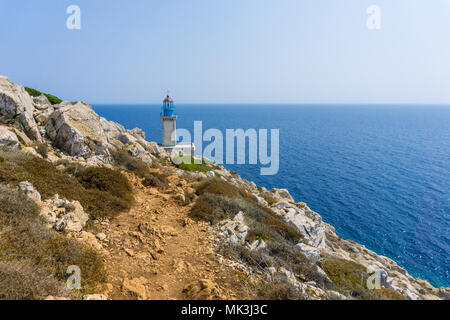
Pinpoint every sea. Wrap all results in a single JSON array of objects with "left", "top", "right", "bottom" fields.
[{"left": 92, "top": 104, "right": 450, "bottom": 288}]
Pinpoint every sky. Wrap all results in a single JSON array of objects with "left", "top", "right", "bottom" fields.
[{"left": 1, "top": 0, "right": 449, "bottom": 104}]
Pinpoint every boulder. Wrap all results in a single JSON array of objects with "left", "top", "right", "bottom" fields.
[
  {"left": 271, "top": 188, "right": 294, "bottom": 202},
  {"left": 183, "top": 279, "right": 224, "bottom": 300},
  {"left": 0, "top": 126, "right": 19, "bottom": 148},
  {"left": 34, "top": 106, "right": 54, "bottom": 124},
  {"left": 17, "top": 181, "right": 41, "bottom": 202},
  {"left": 122, "top": 277, "right": 148, "bottom": 300},
  {"left": 295, "top": 243, "right": 320, "bottom": 262},
  {"left": 271, "top": 202, "right": 326, "bottom": 248},
  {"left": 45, "top": 102, "right": 124, "bottom": 157},
  {"left": 40, "top": 195, "right": 88, "bottom": 232},
  {"left": 18, "top": 111, "right": 42, "bottom": 141},
  {"left": 0, "top": 76, "right": 35, "bottom": 118},
  {"left": 32, "top": 94, "right": 50, "bottom": 110}
]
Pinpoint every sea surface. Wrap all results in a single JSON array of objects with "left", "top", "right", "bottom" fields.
[{"left": 93, "top": 104, "right": 450, "bottom": 287}]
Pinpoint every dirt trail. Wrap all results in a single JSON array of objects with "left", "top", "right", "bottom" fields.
[{"left": 97, "top": 172, "right": 254, "bottom": 300}]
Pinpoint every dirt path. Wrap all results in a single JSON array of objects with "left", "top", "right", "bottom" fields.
[{"left": 97, "top": 172, "right": 254, "bottom": 300}]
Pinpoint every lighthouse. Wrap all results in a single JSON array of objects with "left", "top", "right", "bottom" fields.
[
  {"left": 159, "top": 94, "right": 194, "bottom": 156},
  {"left": 160, "top": 94, "right": 177, "bottom": 146}
]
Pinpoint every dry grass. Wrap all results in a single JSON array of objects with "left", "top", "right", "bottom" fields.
[
  {"left": 111, "top": 148, "right": 149, "bottom": 177},
  {"left": 0, "top": 148, "right": 134, "bottom": 220},
  {"left": 0, "top": 184, "right": 107, "bottom": 297},
  {"left": 319, "top": 255, "right": 406, "bottom": 300}
]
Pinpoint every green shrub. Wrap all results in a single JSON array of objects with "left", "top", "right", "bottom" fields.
[
  {"left": 35, "top": 142, "right": 48, "bottom": 158},
  {"left": 0, "top": 261, "right": 66, "bottom": 300},
  {"left": 195, "top": 179, "right": 249, "bottom": 199},
  {"left": 0, "top": 185, "right": 107, "bottom": 296},
  {"left": 142, "top": 172, "right": 170, "bottom": 189},
  {"left": 189, "top": 193, "right": 242, "bottom": 224},
  {"left": 318, "top": 255, "right": 405, "bottom": 300},
  {"left": 0, "top": 148, "right": 133, "bottom": 219},
  {"left": 174, "top": 156, "right": 211, "bottom": 173},
  {"left": 68, "top": 166, "right": 133, "bottom": 201},
  {"left": 258, "top": 278, "right": 307, "bottom": 300},
  {"left": 24, "top": 87, "right": 62, "bottom": 105},
  {"left": 42, "top": 236, "right": 107, "bottom": 293},
  {"left": 0, "top": 185, "right": 41, "bottom": 227},
  {"left": 111, "top": 149, "right": 149, "bottom": 177}
]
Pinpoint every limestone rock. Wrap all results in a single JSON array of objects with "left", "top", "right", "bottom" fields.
[
  {"left": 295, "top": 243, "right": 320, "bottom": 262},
  {"left": 0, "top": 76, "right": 35, "bottom": 118},
  {"left": 183, "top": 279, "right": 224, "bottom": 300},
  {"left": 39, "top": 195, "right": 88, "bottom": 232},
  {"left": 45, "top": 102, "right": 124, "bottom": 157},
  {"left": 18, "top": 111, "right": 42, "bottom": 141},
  {"left": 17, "top": 181, "right": 41, "bottom": 202},
  {"left": 32, "top": 94, "right": 50, "bottom": 109},
  {"left": 271, "top": 202, "right": 326, "bottom": 248},
  {"left": 0, "top": 125, "right": 19, "bottom": 148},
  {"left": 96, "top": 233, "right": 107, "bottom": 241},
  {"left": 271, "top": 188, "right": 294, "bottom": 202},
  {"left": 122, "top": 277, "right": 148, "bottom": 300},
  {"left": 77, "top": 231, "right": 103, "bottom": 251}
]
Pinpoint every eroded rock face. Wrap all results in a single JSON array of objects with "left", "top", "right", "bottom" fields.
[
  {"left": 40, "top": 195, "right": 89, "bottom": 232},
  {"left": 18, "top": 111, "right": 42, "bottom": 141},
  {"left": 45, "top": 102, "right": 123, "bottom": 157},
  {"left": 32, "top": 94, "right": 50, "bottom": 110},
  {"left": 17, "top": 181, "right": 41, "bottom": 202},
  {"left": 272, "top": 201, "right": 326, "bottom": 248},
  {"left": 0, "top": 76, "right": 35, "bottom": 118},
  {"left": 0, "top": 125, "right": 19, "bottom": 148}
]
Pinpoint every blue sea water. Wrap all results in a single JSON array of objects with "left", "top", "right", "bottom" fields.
[{"left": 93, "top": 104, "right": 450, "bottom": 288}]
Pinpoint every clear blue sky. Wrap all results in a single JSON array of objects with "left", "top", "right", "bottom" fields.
[{"left": 1, "top": 0, "right": 449, "bottom": 104}]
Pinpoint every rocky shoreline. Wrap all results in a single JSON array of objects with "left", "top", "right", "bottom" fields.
[{"left": 0, "top": 75, "right": 448, "bottom": 300}]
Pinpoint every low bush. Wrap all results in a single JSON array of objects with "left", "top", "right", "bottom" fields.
[
  {"left": 258, "top": 277, "right": 307, "bottom": 300},
  {"left": 0, "top": 147, "right": 133, "bottom": 219},
  {"left": 142, "top": 172, "right": 170, "bottom": 189},
  {"left": 111, "top": 149, "right": 149, "bottom": 177},
  {"left": 195, "top": 179, "right": 249, "bottom": 199},
  {"left": 0, "top": 261, "right": 66, "bottom": 300},
  {"left": 35, "top": 142, "right": 48, "bottom": 158},
  {"left": 0, "top": 185, "right": 107, "bottom": 296},
  {"left": 318, "top": 255, "right": 405, "bottom": 300},
  {"left": 174, "top": 156, "right": 211, "bottom": 173},
  {"left": 24, "top": 87, "right": 62, "bottom": 105},
  {"left": 189, "top": 193, "right": 242, "bottom": 224}
]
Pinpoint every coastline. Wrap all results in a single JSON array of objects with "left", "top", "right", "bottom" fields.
[{"left": 0, "top": 75, "right": 448, "bottom": 300}]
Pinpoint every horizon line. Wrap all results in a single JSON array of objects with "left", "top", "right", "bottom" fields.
[{"left": 90, "top": 102, "right": 450, "bottom": 106}]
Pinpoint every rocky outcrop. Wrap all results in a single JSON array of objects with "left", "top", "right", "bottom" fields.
[
  {"left": 18, "top": 111, "right": 42, "bottom": 141},
  {"left": 17, "top": 181, "right": 41, "bottom": 202},
  {"left": 0, "top": 76, "right": 35, "bottom": 119},
  {"left": 0, "top": 125, "right": 19, "bottom": 148},
  {"left": 41, "top": 195, "right": 89, "bottom": 232}
]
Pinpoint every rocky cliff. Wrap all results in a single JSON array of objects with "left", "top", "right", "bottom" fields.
[{"left": 0, "top": 75, "right": 448, "bottom": 300}]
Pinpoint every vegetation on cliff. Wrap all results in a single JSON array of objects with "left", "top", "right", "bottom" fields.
[
  {"left": 24, "top": 87, "right": 62, "bottom": 105},
  {"left": 0, "top": 184, "right": 106, "bottom": 298}
]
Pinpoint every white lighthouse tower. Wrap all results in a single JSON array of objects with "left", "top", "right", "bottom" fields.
[
  {"left": 159, "top": 94, "right": 194, "bottom": 156},
  {"left": 160, "top": 94, "right": 177, "bottom": 147}
]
